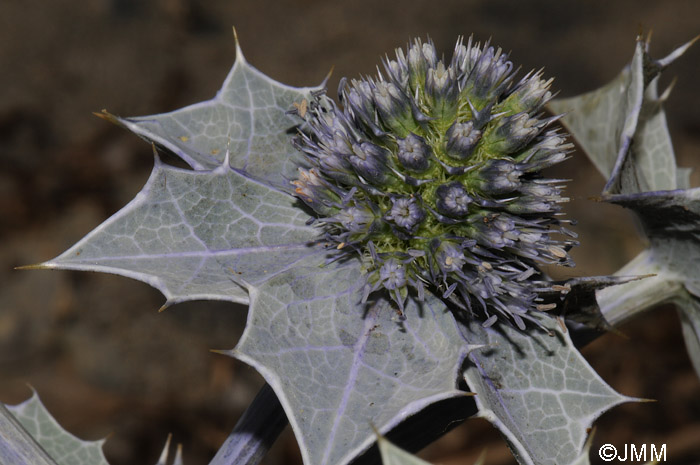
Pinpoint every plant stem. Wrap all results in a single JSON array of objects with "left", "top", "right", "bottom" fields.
[{"left": 208, "top": 383, "right": 288, "bottom": 465}]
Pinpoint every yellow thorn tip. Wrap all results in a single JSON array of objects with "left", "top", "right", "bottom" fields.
[{"left": 14, "top": 263, "right": 51, "bottom": 271}]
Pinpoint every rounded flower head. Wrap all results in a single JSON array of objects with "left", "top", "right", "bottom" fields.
[{"left": 292, "top": 37, "right": 576, "bottom": 329}]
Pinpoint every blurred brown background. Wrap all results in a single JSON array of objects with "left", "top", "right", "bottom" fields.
[{"left": 1, "top": 1, "right": 700, "bottom": 464}]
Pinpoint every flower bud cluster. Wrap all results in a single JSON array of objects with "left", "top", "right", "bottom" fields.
[{"left": 292, "top": 37, "right": 576, "bottom": 329}]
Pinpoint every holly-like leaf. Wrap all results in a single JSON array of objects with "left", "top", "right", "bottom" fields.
[
  {"left": 602, "top": 189, "right": 700, "bottom": 374},
  {"left": 462, "top": 317, "right": 632, "bottom": 465},
  {"left": 548, "top": 37, "right": 696, "bottom": 195},
  {"left": 547, "top": 40, "right": 645, "bottom": 194},
  {"left": 551, "top": 36, "right": 700, "bottom": 380},
  {"left": 232, "top": 258, "right": 471, "bottom": 465},
  {"left": 568, "top": 431, "right": 595, "bottom": 465},
  {"left": 376, "top": 433, "right": 433, "bottom": 465},
  {"left": 38, "top": 35, "right": 326, "bottom": 309},
  {"left": 1, "top": 402, "right": 57, "bottom": 465},
  {"left": 39, "top": 155, "right": 322, "bottom": 307},
  {"left": 375, "top": 432, "right": 487, "bottom": 465},
  {"left": 102, "top": 33, "right": 324, "bottom": 188},
  {"left": 677, "top": 289, "right": 700, "bottom": 378},
  {"left": 3, "top": 392, "right": 109, "bottom": 465}
]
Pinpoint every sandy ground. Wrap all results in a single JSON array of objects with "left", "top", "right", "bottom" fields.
[{"left": 2, "top": 1, "right": 700, "bottom": 464}]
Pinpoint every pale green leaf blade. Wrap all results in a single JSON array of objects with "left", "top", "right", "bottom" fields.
[
  {"left": 676, "top": 290, "right": 700, "bottom": 380},
  {"left": 41, "top": 157, "right": 322, "bottom": 307},
  {"left": 605, "top": 188, "right": 700, "bottom": 378},
  {"left": 568, "top": 431, "right": 594, "bottom": 465},
  {"left": 233, "top": 258, "right": 470, "bottom": 465},
  {"left": 5, "top": 393, "right": 108, "bottom": 465},
  {"left": 605, "top": 188, "right": 700, "bottom": 274},
  {"left": 604, "top": 37, "right": 697, "bottom": 193},
  {"left": 0, "top": 402, "right": 58, "bottom": 465},
  {"left": 376, "top": 434, "right": 432, "bottom": 465},
  {"left": 376, "top": 433, "right": 486, "bottom": 465},
  {"left": 550, "top": 38, "right": 696, "bottom": 195},
  {"left": 588, "top": 37, "right": 700, "bottom": 381},
  {"left": 628, "top": 77, "right": 678, "bottom": 192},
  {"left": 463, "top": 317, "right": 631, "bottom": 465},
  {"left": 106, "top": 39, "right": 323, "bottom": 188},
  {"left": 677, "top": 167, "right": 693, "bottom": 190},
  {"left": 548, "top": 41, "right": 645, "bottom": 192}
]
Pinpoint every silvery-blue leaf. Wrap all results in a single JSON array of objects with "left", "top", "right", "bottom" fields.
[
  {"left": 102, "top": 33, "right": 324, "bottom": 188},
  {"left": 4, "top": 392, "right": 109, "bottom": 465},
  {"left": 547, "top": 40, "right": 645, "bottom": 193},
  {"left": 232, "top": 258, "right": 471, "bottom": 465},
  {"left": 462, "top": 317, "right": 633, "bottom": 465},
  {"left": 39, "top": 155, "right": 322, "bottom": 307},
  {"left": 552, "top": 36, "right": 700, "bottom": 380},
  {"left": 601, "top": 188, "right": 700, "bottom": 376},
  {"left": 0, "top": 402, "right": 57, "bottom": 465},
  {"left": 568, "top": 432, "right": 595, "bottom": 465},
  {"left": 548, "top": 37, "right": 696, "bottom": 195},
  {"left": 376, "top": 433, "right": 433, "bottom": 465},
  {"left": 676, "top": 289, "right": 700, "bottom": 380}
]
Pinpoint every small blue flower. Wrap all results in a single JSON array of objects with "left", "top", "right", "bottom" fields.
[
  {"left": 380, "top": 259, "right": 407, "bottom": 290},
  {"left": 396, "top": 133, "right": 432, "bottom": 172},
  {"left": 387, "top": 196, "right": 425, "bottom": 232},
  {"left": 476, "top": 159, "right": 522, "bottom": 195},
  {"left": 445, "top": 121, "right": 481, "bottom": 160},
  {"left": 348, "top": 142, "right": 390, "bottom": 185},
  {"left": 336, "top": 206, "right": 376, "bottom": 233},
  {"left": 435, "top": 182, "right": 472, "bottom": 217}
]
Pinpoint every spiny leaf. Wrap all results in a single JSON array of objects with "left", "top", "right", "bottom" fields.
[
  {"left": 568, "top": 430, "right": 595, "bottom": 465},
  {"left": 375, "top": 433, "right": 433, "bottom": 465},
  {"left": 548, "top": 39, "right": 645, "bottom": 193},
  {"left": 4, "top": 392, "right": 109, "bottom": 465},
  {"left": 232, "top": 258, "right": 471, "bottom": 465},
  {"left": 462, "top": 316, "right": 632, "bottom": 465},
  {"left": 548, "top": 36, "right": 696, "bottom": 195},
  {"left": 0, "top": 402, "right": 57, "bottom": 465},
  {"left": 551, "top": 35, "right": 700, "bottom": 380},
  {"left": 603, "top": 189, "right": 700, "bottom": 373},
  {"left": 676, "top": 289, "right": 700, "bottom": 381},
  {"left": 376, "top": 432, "right": 486, "bottom": 465},
  {"left": 40, "top": 155, "right": 322, "bottom": 307},
  {"left": 100, "top": 33, "right": 324, "bottom": 189}
]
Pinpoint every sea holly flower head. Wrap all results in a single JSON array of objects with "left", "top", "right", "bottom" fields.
[{"left": 293, "top": 36, "right": 576, "bottom": 329}]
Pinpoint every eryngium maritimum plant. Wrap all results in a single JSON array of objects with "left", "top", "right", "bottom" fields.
[{"left": 293, "top": 37, "right": 577, "bottom": 329}]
